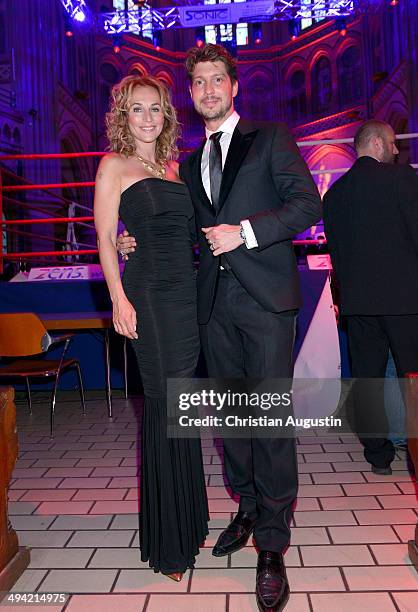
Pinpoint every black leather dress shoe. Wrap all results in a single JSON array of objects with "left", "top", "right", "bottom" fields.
[
  {"left": 256, "top": 551, "right": 290, "bottom": 612},
  {"left": 372, "top": 465, "right": 392, "bottom": 475},
  {"left": 212, "top": 511, "right": 257, "bottom": 557}
]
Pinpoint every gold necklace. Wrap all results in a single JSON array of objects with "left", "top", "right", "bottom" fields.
[{"left": 135, "top": 154, "right": 166, "bottom": 180}]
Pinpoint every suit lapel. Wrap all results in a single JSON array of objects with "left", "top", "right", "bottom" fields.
[{"left": 217, "top": 123, "right": 258, "bottom": 213}]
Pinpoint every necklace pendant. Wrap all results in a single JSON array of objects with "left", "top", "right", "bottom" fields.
[{"left": 136, "top": 154, "right": 165, "bottom": 179}]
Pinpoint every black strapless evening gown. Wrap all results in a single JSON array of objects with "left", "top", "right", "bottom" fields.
[{"left": 119, "top": 178, "right": 209, "bottom": 574}]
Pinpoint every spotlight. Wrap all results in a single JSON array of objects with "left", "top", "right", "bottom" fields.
[
  {"left": 195, "top": 27, "right": 205, "bottom": 48},
  {"left": 288, "top": 19, "right": 300, "bottom": 41},
  {"left": 112, "top": 34, "right": 123, "bottom": 53},
  {"left": 64, "top": 15, "right": 73, "bottom": 37},
  {"left": 390, "top": 0, "right": 398, "bottom": 5},
  {"left": 252, "top": 23, "right": 262, "bottom": 45},
  {"left": 336, "top": 17, "right": 347, "bottom": 37},
  {"left": 73, "top": 8, "right": 86, "bottom": 22},
  {"left": 153, "top": 31, "right": 163, "bottom": 50}
]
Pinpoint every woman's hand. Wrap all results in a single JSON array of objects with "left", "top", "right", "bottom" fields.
[{"left": 112, "top": 296, "right": 138, "bottom": 339}]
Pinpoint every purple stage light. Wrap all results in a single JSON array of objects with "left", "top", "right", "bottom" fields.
[
  {"left": 74, "top": 9, "right": 86, "bottom": 23},
  {"left": 60, "top": 1, "right": 88, "bottom": 23}
]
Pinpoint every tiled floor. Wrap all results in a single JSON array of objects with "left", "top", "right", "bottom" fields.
[{"left": 3, "top": 392, "right": 418, "bottom": 611}]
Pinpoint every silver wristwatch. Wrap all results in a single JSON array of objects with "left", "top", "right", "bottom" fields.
[{"left": 239, "top": 223, "right": 247, "bottom": 246}]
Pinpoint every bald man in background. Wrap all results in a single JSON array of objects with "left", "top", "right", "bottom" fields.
[{"left": 323, "top": 119, "right": 418, "bottom": 474}]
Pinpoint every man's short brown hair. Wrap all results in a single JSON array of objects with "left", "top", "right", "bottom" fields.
[
  {"left": 354, "top": 120, "right": 392, "bottom": 152},
  {"left": 185, "top": 43, "right": 238, "bottom": 83}
]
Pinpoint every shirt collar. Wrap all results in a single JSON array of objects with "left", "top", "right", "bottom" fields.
[{"left": 205, "top": 110, "right": 240, "bottom": 140}]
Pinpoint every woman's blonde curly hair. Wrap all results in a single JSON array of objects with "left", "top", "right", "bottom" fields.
[{"left": 106, "top": 75, "right": 179, "bottom": 163}]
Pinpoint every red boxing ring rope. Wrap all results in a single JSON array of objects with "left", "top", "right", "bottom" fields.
[
  {"left": 2, "top": 217, "right": 94, "bottom": 225},
  {"left": 3, "top": 181, "right": 95, "bottom": 192}
]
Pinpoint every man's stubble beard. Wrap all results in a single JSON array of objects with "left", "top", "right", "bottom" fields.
[
  {"left": 380, "top": 137, "right": 396, "bottom": 164},
  {"left": 197, "top": 98, "right": 233, "bottom": 123},
  {"left": 381, "top": 148, "right": 396, "bottom": 164}
]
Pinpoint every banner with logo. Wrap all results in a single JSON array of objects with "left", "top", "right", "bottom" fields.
[{"left": 178, "top": 1, "right": 275, "bottom": 28}]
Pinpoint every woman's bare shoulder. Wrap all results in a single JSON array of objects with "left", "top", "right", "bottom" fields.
[{"left": 97, "top": 152, "right": 129, "bottom": 180}]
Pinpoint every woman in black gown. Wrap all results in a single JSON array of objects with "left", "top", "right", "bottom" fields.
[{"left": 94, "top": 75, "right": 208, "bottom": 580}]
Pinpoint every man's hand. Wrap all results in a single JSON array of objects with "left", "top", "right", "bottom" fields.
[
  {"left": 202, "top": 224, "right": 244, "bottom": 256},
  {"left": 116, "top": 230, "right": 137, "bottom": 261}
]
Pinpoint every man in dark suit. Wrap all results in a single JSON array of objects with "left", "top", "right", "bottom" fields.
[
  {"left": 323, "top": 119, "right": 418, "bottom": 475},
  {"left": 118, "top": 44, "right": 321, "bottom": 611}
]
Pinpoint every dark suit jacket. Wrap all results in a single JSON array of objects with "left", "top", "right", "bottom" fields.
[
  {"left": 180, "top": 119, "right": 322, "bottom": 324},
  {"left": 323, "top": 156, "right": 418, "bottom": 316}
]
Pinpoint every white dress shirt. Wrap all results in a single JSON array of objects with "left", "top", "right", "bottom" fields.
[{"left": 201, "top": 111, "right": 258, "bottom": 249}]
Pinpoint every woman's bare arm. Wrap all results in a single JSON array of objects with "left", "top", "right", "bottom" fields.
[{"left": 94, "top": 155, "right": 138, "bottom": 339}]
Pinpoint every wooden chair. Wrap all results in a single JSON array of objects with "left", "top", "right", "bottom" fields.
[{"left": 0, "top": 313, "right": 86, "bottom": 438}]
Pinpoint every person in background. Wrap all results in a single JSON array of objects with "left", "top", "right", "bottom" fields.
[{"left": 323, "top": 119, "right": 418, "bottom": 475}]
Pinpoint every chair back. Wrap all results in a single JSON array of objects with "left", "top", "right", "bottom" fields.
[{"left": 0, "top": 313, "right": 50, "bottom": 357}]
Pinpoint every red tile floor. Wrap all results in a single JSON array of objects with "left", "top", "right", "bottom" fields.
[{"left": 3, "top": 392, "right": 418, "bottom": 611}]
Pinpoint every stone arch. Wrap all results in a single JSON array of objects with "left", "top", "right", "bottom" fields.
[
  {"left": 60, "top": 129, "right": 95, "bottom": 259},
  {"left": 244, "top": 69, "right": 275, "bottom": 121},
  {"left": 60, "top": 128, "right": 92, "bottom": 210},
  {"left": 305, "top": 143, "right": 356, "bottom": 196},
  {"left": 283, "top": 59, "right": 306, "bottom": 85},
  {"left": 337, "top": 45, "right": 363, "bottom": 108},
  {"left": 126, "top": 59, "right": 150, "bottom": 76},
  {"left": 311, "top": 55, "right": 333, "bottom": 116},
  {"left": 307, "top": 45, "right": 334, "bottom": 74},
  {"left": 153, "top": 69, "right": 175, "bottom": 90},
  {"left": 285, "top": 67, "right": 307, "bottom": 124}
]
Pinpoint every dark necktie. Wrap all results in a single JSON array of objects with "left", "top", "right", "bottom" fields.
[{"left": 209, "top": 131, "right": 223, "bottom": 212}]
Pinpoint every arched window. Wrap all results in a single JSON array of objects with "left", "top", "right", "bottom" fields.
[
  {"left": 288, "top": 70, "right": 307, "bottom": 124},
  {"left": 100, "top": 62, "right": 120, "bottom": 86},
  {"left": 3, "top": 124, "right": 11, "bottom": 140},
  {"left": 311, "top": 56, "right": 332, "bottom": 115},
  {"left": 130, "top": 67, "right": 145, "bottom": 77},
  {"left": 247, "top": 74, "right": 274, "bottom": 121},
  {"left": 12, "top": 128, "right": 21, "bottom": 145},
  {"left": 338, "top": 46, "right": 363, "bottom": 108}
]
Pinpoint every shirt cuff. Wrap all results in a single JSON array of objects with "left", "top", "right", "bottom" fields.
[{"left": 240, "top": 219, "right": 258, "bottom": 249}]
